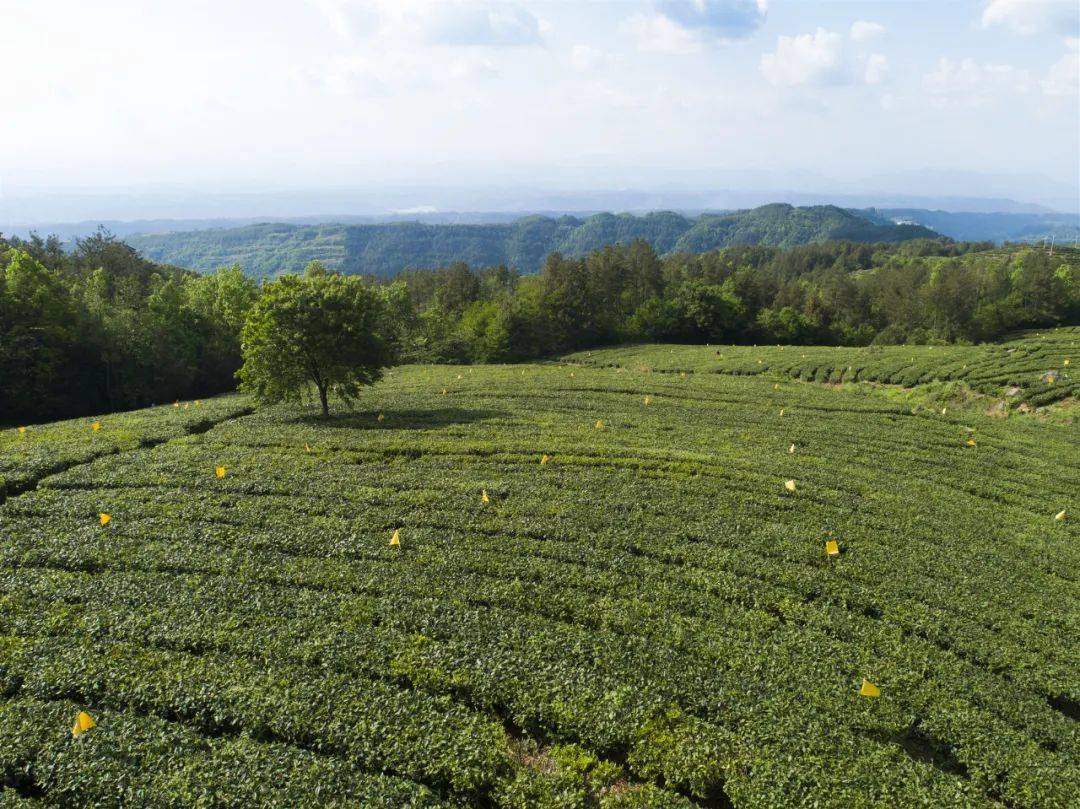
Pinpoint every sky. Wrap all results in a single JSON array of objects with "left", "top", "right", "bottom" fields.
[{"left": 1, "top": 0, "right": 1078, "bottom": 217}]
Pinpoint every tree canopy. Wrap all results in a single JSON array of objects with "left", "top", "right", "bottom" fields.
[{"left": 236, "top": 263, "right": 396, "bottom": 417}]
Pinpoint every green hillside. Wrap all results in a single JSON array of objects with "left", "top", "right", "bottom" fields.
[
  {"left": 128, "top": 204, "right": 941, "bottom": 278},
  {"left": 0, "top": 333, "right": 1076, "bottom": 806}
]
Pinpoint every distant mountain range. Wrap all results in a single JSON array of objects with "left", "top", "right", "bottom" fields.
[{"left": 124, "top": 204, "right": 941, "bottom": 277}]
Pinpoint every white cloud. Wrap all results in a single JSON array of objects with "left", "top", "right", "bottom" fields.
[
  {"left": 570, "top": 44, "right": 608, "bottom": 72},
  {"left": 624, "top": 13, "right": 704, "bottom": 54},
  {"left": 626, "top": 0, "right": 768, "bottom": 53},
  {"left": 1043, "top": 37, "right": 1080, "bottom": 96},
  {"left": 863, "top": 53, "right": 889, "bottom": 84},
  {"left": 981, "top": 0, "right": 1079, "bottom": 36},
  {"left": 313, "top": 0, "right": 542, "bottom": 47},
  {"left": 760, "top": 28, "right": 846, "bottom": 86},
  {"left": 850, "top": 21, "right": 886, "bottom": 42},
  {"left": 923, "top": 57, "right": 1031, "bottom": 107}
]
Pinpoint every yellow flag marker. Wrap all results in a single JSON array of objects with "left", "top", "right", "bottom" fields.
[
  {"left": 91, "top": 421, "right": 101, "bottom": 431},
  {"left": 1055, "top": 509, "right": 1067, "bottom": 521},
  {"left": 644, "top": 395, "right": 652, "bottom": 405},
  {"left": 481, "top": 489, "right": 490, "bottom": 504},
  {"left": 540, "top": 454, "right": 550, "bottom": 465},
  {"left": 825, "top": 540, "right": 839, "bottom": 557},
  {"left": 215, "top": 466, "right": 226, "bottom": 479},
  {"left": 99, "top": 513, "right": 111, "bottom": 526},
  {"left": 377, "top": 412, "right": 385, "bottom": 422},
  {"left": 789, "top": 443, "right": 796, "bottom": 454},
  {"left": 18, "top": 426, "right": 26, "bottom": 435},
  {"left": 784, "top": 479, "right": 797, "bottom": 493},
  {"left": 72, "top": 711, "right": 96, "bottom": 738},
  {"left": 966, "top": 438, "right": 977, "bottom": 447},
  {"left": 859, "top": 679, "right": 881, "bottom": 698},
  {"left": 595, "top": 420, "right": 604, "bottom": 429},
  {"left": 390, "top": 529, "right": 401, "bottom": 546}
]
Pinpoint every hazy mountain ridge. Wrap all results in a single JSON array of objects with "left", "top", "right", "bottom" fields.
[{"left": 127, "top": 204, "right": 939, "bottom": 277}]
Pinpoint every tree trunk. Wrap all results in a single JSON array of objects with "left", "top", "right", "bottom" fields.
[{"left": 318, "top": 385, "right": 329, "bottom": 418}]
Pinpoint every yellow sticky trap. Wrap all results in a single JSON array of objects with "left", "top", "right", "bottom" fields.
[
  {"left": 825, "top": 540, "right": 839, "bottom": 557},
  {"left": 784, "top": 479, "right": 797, "bottom": 493},
  {"left": 91, "top": 422, "right": 101, "bottom": 431},
  {"left": 859, "top": 679, "right": 881, "bottom": 698},
  {"left": 595, "top": 420, "right": 604, "bottom": 429},
  {"left": 789, "top": 443, "right": 796, "bottom": 454},
  {"left": 1064, "top": 358, "right": 1070, "bottom": 366},
  {"left": 72, "top": 711, "right": 96, "bottom": 738},
  {"left": 966, "top": 438, "right": 977, "bottom": 447},
  {"left": 540, "top": 454, "right": 550, "bottom": 465},
  {"left": 99, "top": 513, "right": 111, "bottom": 526},
  {"left": 644, "top": 395, "right": 651, "bottom": 405},
  {"left": 215, "top": 466, "right": 226, "bottom": 478},
  {"left": 779, "top": 409, "right": 785, "bottom": 417},
  {"left": 773, "top": 384, "right": 780, "bottom": 391},
  {"left": 1055, "top": 509, "right": 1067, "bottom": 521},
  {"left": 18, "top": 426, "right": 26, "bottom": 434},
  {"left": 390, "top": 529, "right": 401, "bottom": 546},
  {"left": 377, "top": 413, "right": 385, "bottom": 422},
  {"left": 481, "top": 489, "right": 490, "bottom": 504}
]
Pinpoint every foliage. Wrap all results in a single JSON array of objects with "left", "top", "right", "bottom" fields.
[
  {"left": 127, "top": 205, "right": 942, "bottom": 278},
  {"left": 237, "top": 263, "right": 395, "bottom": 417},
  {"left": 0, "top": 346, "right": 1076, "bottom": 806}
]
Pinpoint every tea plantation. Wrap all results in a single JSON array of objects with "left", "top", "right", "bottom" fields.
[{"left": 0, "top": 336, "right": 1076, "bottom": 807}]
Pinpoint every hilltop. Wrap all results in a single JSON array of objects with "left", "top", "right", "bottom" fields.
[{"left": 127, "top": 204, "right": 940, "bottom": 278}]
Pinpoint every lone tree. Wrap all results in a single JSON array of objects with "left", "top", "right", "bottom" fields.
[{"left": 237, "top": 264, "right": 395, "bottom": 417}]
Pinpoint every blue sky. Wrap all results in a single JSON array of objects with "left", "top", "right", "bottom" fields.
[{"left": 1, "top": 1, "right": 1077, "bottom": 212}]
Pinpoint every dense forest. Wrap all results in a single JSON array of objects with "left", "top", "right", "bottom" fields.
[
  {"left": 2, "top": 230, "right": 1077, "bottom": 423},
  {"left": 127, "top": 204, "right": 940, "bottom": 278}
]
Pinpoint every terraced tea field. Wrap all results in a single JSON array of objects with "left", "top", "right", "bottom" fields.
[
  {"left": 567, "top": 327, "right": 1079, "bottom": 409},
  {"left": 0, "top": 345, "right": 1077, "bottom": 807}
]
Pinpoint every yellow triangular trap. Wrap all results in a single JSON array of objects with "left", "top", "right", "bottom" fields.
[
  {"left": 377, "top": 413, "right": 385, "bottom": 422},
  {"left": 784, "top": 479, "right": 797, "bottom": 493},
  {"left": 215, "top": 466, "right": 226, "bottom": 479},
  {"left": 72, "top": 711, "right": 96, "bottom": 738},
  {"left": 1055, "top": 509, "right": 1067, "bottom": 521},
  {"left": 91, "top": 422, "right": 101, "bottom": 431},
  {"left": 825, "top": 540, "right": 840, "bottom": 557},
  {"left": 966, "top": 438, "right": 977, "bottom": 447},
  {"left": 595, "top": 420, "right": 604, "bottom": 429},
  {"left": 859, "top": 679, "right": 881, "bottom": 698},
  {"left": 789, "top": 443, "right": 796, "bottom": 454},
  {"left": 540, "top": 454, "right": 550, "bottom": 465},
  {"left": 99, "top": 513, "right": 111, "bottom": 526},
  {"left": 390, "top": 529, "right": 401, "bottom": 546},
  {"left": 481, "top": 489, "right": 490, "bottom": 504}
]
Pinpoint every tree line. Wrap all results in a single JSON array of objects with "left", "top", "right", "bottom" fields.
[{"left": 2, "top": 230, "right": 1077, "bottom": 422}]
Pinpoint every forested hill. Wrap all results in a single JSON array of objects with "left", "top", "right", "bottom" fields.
[{"left": 127, "top": 203, "right": 940, "bottom": 278}]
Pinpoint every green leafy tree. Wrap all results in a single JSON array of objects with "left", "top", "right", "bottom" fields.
[{"left": 237, "top": 267, "right": 395, "bottom": 417}]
